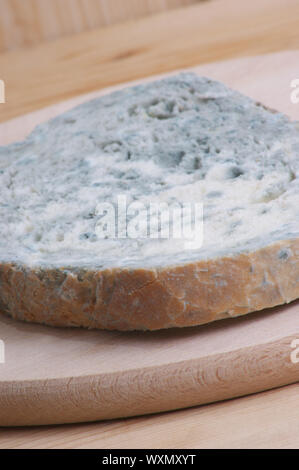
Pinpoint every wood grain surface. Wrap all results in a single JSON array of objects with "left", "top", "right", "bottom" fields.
[
  {"left": 1, "top": 0, "right": 299, "bottom": 123},
  {"left": 0, "top": 0, "right": 202, "bottom": 52},
  {"left": 0, "top": 301, "right": 298, "bottom": 427},
  {"left": 0, "top": 384, "right": 298, "bottom": 449}
]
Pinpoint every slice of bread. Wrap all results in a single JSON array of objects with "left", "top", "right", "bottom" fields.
[{"left": 0, "top": 73, "right": 298, "bottom": 330}]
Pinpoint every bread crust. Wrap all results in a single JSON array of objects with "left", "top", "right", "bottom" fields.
[{"left": 0, "top": 238, "right": 298, "bottom": 331}]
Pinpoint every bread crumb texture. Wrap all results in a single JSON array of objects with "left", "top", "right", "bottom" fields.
[{"left": 0, "top": 74, "right": 298, "bottom": 330}]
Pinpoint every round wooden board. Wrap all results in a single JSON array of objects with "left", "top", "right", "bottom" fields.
[
  {"left": 0, "top": 303, "right": 299, "bottom": 426},
  {"left": 0, "top": 52, "right": 299, "bottom": 426}
]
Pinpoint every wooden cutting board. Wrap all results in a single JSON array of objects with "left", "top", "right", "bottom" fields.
[{"left": 0, "top": 51, "right": 299, "bottom": 427}]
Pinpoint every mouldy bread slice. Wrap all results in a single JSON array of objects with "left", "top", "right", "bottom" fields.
[{"left": 0, "top": 73, "right": 298, "bottom": 330}]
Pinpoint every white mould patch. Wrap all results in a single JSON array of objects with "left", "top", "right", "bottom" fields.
[{"left": 0, "top": 73, "right": 299, "bottom": 270}]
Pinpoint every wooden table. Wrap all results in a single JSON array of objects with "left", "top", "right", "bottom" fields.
[{"left": 0, "top": 0, "right": 299, "bottom": 449}]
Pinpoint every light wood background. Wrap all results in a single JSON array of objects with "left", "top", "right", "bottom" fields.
[
  {"left": 1, "top": 384, "right": 298, "bottom": 449},
  {"left": 1, "top": 0, "right": 299, "bottom": 123},
  {"left": 0, "top": 0, "right": 204, "bottom": 52}
]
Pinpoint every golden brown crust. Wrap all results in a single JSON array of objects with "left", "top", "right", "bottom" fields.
[{"left": 0, "top": 238, "right": 298, "bottom": 331}]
